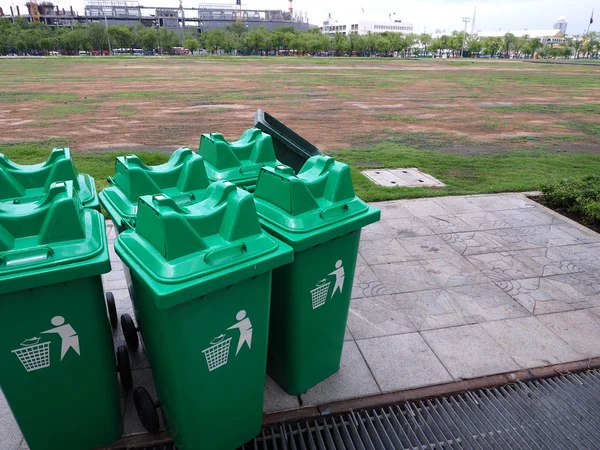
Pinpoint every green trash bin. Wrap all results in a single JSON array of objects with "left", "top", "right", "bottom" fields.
[
  {"left": 114, "top": 182, "right": 293, "bottom": 450},
  {"left": 0, "top": 147, "right": 100, "bottom": 210},
  {"left": 198, "top": 128, "right": 282, "bottom": 192},
  {"left": 0, "top": 181, "right": 127, "bottom": 450},
  {"left": 253, "top": 156, "right": 380, "bottom": 395},
  {"left": 99, "top": 148, "right": 210, "bottom": 234}
]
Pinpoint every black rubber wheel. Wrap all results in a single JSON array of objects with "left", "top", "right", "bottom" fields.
[
  {"left": 133, "top": 387, "right": 160, "bottom": 433},
  {"left": 121, "top": 313, "right": 139, "bottom": 351},
  {"left": 116, "top": 345, "right": 133, "bottom": 390},
  {"left": 106, "top": 292, "right": 118, "bottom": 329}
]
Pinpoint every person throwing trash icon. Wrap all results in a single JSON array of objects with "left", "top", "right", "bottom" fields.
[
  {"left": 329, "top": 260, "right": 345, "bottom": 298},
  {"left": 41, "top": 316, "right": 80, "bottom": 361},
  {"left": 227, "top": 310, "right": 252, "bottom": 356}
]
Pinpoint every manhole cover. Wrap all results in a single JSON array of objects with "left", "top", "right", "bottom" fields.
[{"left": 361, "top": 168, "right": 446, "bottom": 187}]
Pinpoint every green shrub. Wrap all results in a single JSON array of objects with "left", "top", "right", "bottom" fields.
[{"left": 540, "top": 175, "right": 600, "bottom": 225}]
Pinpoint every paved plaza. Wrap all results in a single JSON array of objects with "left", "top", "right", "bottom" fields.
[{"left": 2, "top": 193, "right": 600, "bottom": 449}]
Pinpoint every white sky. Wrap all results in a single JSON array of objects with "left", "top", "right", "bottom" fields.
[{"left": 1, "top": 0, "right": 597, "bottom": 35}]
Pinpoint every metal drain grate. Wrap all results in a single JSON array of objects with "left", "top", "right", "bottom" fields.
[{"left": 134, "top": 370, "right": 600, "bottom": 450}]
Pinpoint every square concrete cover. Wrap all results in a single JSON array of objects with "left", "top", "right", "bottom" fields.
[{"left": 362, "top": 168, "right": 446, "bottom": 187}]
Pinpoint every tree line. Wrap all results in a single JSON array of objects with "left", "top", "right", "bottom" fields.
[{"left": 1, "top": 16, "right": 598, "bottom": 58}]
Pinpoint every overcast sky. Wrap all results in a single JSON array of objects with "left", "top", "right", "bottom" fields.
[{"left": 2, "top": 0, "right": 597, "bottom": 35}]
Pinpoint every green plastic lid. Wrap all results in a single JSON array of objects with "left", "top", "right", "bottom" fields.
[
  {"left": 115, "top": 182, "right": 293, "bottom": 308},
  {"left": 0, "top": 181, "right": 110, "bottom": 294},
  {"left": 198, "top": 128, "right": 282, "bottom": 190},
  {"left": 253, "top": 156, "right": 381, "bottom": 251},
  {"left": 0, "top": 148, "right": 97, "bottom": 208},
  {"left": 99, "top": 148, "right": 210, "bottom": 230}
]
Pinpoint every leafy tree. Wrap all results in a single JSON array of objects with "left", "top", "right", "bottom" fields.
[
  {"left": 418, "top": 33, "right": 432, "bottom": 55},
  {"left": 245, "top": 26, "right": 268, "bottom": 53},
  {"left": 137, "top": 26, "right": 157, "bottom": 52},
  {"left": 332, "top": 32, "right": 349, "bottom": 55},
  {"left": 482, "top": 37, "right": 502, "bottom": 56},
  {"left": 157, "top": 28, "right": 179, "bottom": 53},
  {"left": 86, "top": 22, "right": 108, "bottom": 51},
  {"left": 183, "top": 38, "right": 199, "bottom": 54},
  {"left": 501, "top": 32, "right": 516, "bottom": 56}
]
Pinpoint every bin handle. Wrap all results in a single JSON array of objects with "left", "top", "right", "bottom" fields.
[
  {"left": 319, "top": 203, "right": 349, "bottom": 220},
  {"left": 204, "top": 243, "right": 247, "bottom": 265},
  {"left": 1, "top": 247, "right": 54, "bottom": 267},
  {"left": 238, "top": 165, "right": 261, "bottom": 176}
]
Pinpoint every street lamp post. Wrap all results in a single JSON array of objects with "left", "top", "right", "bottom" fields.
[{"left": 461, "top": 16, "right": 471, "bottom": 57}]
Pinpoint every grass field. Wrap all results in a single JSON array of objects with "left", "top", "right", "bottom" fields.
[{"left": 0, "top": 56, "right": 599, "bottom": 201}]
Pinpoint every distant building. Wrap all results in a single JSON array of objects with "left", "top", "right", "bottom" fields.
[
  {"left": 477, "top": 29, "right": 564, "bottom": 45},
  {"left": 553, "top": 17, "right": 568, "bottom": 34},
  {"left": 320, "top": 19, "right": 414, "bottom": 36}
]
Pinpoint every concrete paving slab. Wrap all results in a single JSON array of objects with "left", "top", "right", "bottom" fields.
[
  {"left": 442, "top": 231, "right": 506, "bottom": 256},
  {"left": 300, "top": 341, "right": 380, "bottom": 405},
  {"left": 537, "top": 310, "right": 600, "bottom": 359},
  {"left": 493, "top": 277, "right": 587, "bottom": 314},
  {"left": 434, "top": 197, "right": 486, "bottom": 215},
  {"left": 370, "top": 201, "right": 415, "bottom": 219},
  {"left": 545, "top": 274, "right": 600, "bottom": 307},
  {"left": 446, "top": 283, "right": 529, "bottom": 324},
  {"left": 371, "top": 262, "right": 441, "bottom": 293},
  {"left": 357, "top": 333, "right": 452, "bottom": 392},
  {"left": 360, "top": 222, "right": 389, "bottom": 240},
  {"left": 416, "top": 214, "right": 473, "bottom": 234},
  {"left": 454, "top": 211, "right": 509, "bottom": 232},
  {"left": 0, "top": 390, "right": 22, "bottom": 450},
  {"left": 485, "top": 224, "right": 581, "bottom": 249},
  {"left": 419, "top": 256, "right": 491, "bottom": 288},
  {"left": 480, "top": 316, "right": 584, "bottom": 368},
  {"left": 465, "top": 252, "right": 540, "bottom": 282},
  {"left": 352, "top": 265, "right": 395, "bottom": 299},
  {"left": 347, "top": 295, "right": 416, "bottom": 339},
  {"left": 421, "top": 324, "right": 520, "bottom": 379},
  {"left": 463, "top": 195, "right": 522, "bottom": 212},
  {"left": 264, "top": 377, "right": 300, "bottom": 413},
  {"left": 396, "top": 288, "right": 470, "bottom": 331},
  {"left": 396, "top": 235, "right": 459, "bottom": 260},
  {"left": 379, "top": 217, "right": 435, "bottom": 238},
  {"left": 402, "top": 199, "right": 449, "bottom": 217},
  {"left": 358, "top": 238, "right": 413, "bottom": 265}
]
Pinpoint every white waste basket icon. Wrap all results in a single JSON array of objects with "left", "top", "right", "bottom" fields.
[
  {"left": 310, "top": 279, "right": 331, "bottom": 309},
  {"left": 202, "top": 334, "right": 232, "bottom": 372},
  {"left": 12, "top": 338, "right": 51, "bottom": 372}
]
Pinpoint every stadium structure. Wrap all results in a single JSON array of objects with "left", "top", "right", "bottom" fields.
[{"left": 0, "top": 0, "right": 314, "bottom": 34}]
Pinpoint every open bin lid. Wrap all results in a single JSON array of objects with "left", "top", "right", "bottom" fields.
[
  {"left": 0, "top": 148, "right": 97, "bottom": 207},
  {"left": 198, "top": 128, "right": 281, "bottom": 190},
  {"left": 254, "top": 109, "right": 322, "bottom": 173},
  {"left": 253, "top": 156, "right": 380, "bottom": 252},
  {"left": 99, "top": 148, "right": 210, "bottom": 229},
  {"left": 0, "top": 181, "right": 110, "bottom": 294},
  {"left": 115, "top": 182, "right": 293, "bottom": 308}
]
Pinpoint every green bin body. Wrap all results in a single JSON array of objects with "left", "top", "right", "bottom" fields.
[
  {"left": 0, "top": 181, "right": 121, "bottom": 450},
  {"left": 99, "top": 148, "right": 210, "bottom": 234},
  {"left": 198, "top": 128, "right": 282, "bottom": 192},
  {"left": 115, "top": 182, "right": 293, "bottom": 450},
  {"left": 0, "top": 148, "right": 99, "bottom": 210},
  {"left": 253, "top": 156, "right": 380, "bottom": 395}
]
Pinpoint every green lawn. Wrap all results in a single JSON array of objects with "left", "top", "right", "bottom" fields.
[{"left": 2, "top": 139, "right": 600, "bottom": 205}]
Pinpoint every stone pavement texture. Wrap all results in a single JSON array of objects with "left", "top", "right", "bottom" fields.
[{"left": 2, "top": 193, "right": 600, "bottom": 449}]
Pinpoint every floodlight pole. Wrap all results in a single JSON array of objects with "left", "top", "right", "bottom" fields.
[
  {"left": 461, "top": 16, "right": 471, "bottom": 57},
  {"left": 104, "top": 9, "right": 112, "bottom": 55}
]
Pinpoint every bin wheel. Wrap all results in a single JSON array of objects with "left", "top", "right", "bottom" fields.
[
  {"left": 116, "top": 345, "right": 133, "bottom": 390},
  {"left": 106, "top": 292, "right": 118, "bottom": 329},
  {"left": 133, "top": 387, "right": 160, "bottom": 434},
  {"left": 121, "top": 313, "right": 139, "bottom": 351}
]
